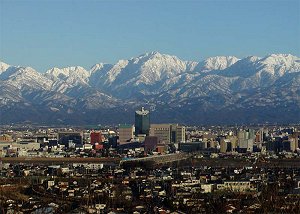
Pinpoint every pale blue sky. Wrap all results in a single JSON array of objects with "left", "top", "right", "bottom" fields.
[{"left": 0, "top": 0, "right": 299, "bottom": 71}]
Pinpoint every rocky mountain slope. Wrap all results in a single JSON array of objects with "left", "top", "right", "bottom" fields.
[{"left": 0, "top": 52, "right": 299, "bottom": 125}]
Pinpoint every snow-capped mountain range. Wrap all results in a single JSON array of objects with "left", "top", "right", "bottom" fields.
[{"left": 0, "top": 52, "right": 299, "bottom": 125}]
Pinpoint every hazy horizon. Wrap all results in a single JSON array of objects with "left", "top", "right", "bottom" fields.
[{"left": 2, "top": 51, "right": 300, "bottom": 73}]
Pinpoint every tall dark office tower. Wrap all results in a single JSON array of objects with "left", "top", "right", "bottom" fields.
[{"left": 135, "top": 107, "right": 150, "bottom": 136}]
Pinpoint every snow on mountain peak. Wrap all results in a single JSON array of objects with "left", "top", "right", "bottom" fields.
[
  {"left": 140, "top": 51, "right": 162, "bottom": 58},
  {"left": 2, "top": 52, "right": 299, "bottom": 98},
  {"left": 134, "top": 51, "right": 184, "bottom": 64},
  {"left": 1, "top": 65, "right": 38, "bottom": 79},
  {"left": 90, "top": 63, "right": 106, "bottom": 73},
  {"left": 261, "top": 54, "right": 299, "bottom": 66},
  {"left": 196, "top": 56, "right": 240, "bottom": 73},
  {"left": 0, "top": 65, "right": 52, "bottom": 90},
  {"left": 106, "top": 59, "right": 129, "bottom": 83},
  {"left": 258, "top": 54, "right": 300, "bottom": 77},
  {"left": 0, "top": 61, "right": 11, "bottom": 74},
  {"left": 96, "top": 52, "right": 191, "bottom": 91},
  {"left": 244, "top": 56, "right": 261, "bottom": 62},
  {"left": 131, "top": 51, "right": 166, "bottom": 64},
  {"left": 1, "top": 52, "right": 300, "bottom": 125},
  {"left": 122, "top": 52, "right": 188, "bottom": 84},
  {"left": 46, "top": 66, "right": 90, "bottom": 80},
  {"left": 46, "top": 67, "right": 65, "bottom": 79},
  {"left": 140, "top": 54, "right": 186, "bottom": 78}
]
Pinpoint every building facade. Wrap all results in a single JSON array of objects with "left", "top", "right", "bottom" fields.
[
  {"left": 58, "top": 132, "right": 83, "bottom": 147},
  {"left": 90, "top": 131, "right": 102, "bottom": 145},
  {"left": 237, "top": 129, "right": 254, "bottom": 152},
  {"left": 135, "top": 107, "right": 150, "bottom": 136},
  {"left": 149, "top": 124, "right": 186, "bottom": 144},
  {"left": 150, "top": 124, "right": 171, "bottom": 144},
  {"left": 173, "top": 125, "right": 186, "bottom": 143},
  {"left": 119, "top": 124, "right": 135, "bottom": 145}
]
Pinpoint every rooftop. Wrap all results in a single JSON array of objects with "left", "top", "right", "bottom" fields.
[{"left": 135, "top": 107, "right": 149, "bottom": 115}]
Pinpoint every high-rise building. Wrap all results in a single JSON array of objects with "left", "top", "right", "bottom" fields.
[
  {"left": 150, "top": 123, "right": 186, "bottom": 144},
  {"left": 237, "top": 129, "right": 254, "bottom": 152},
  {"left": 173, "top": 125, "right": 186, "bottom": 143},
  {"left": 90, "top": 131, "right": 102, "bottom": 145},
  {"left": 255, "top": 129, "right": 264, "bottom": 143},
  {"left": 227, "top": 136, "right": 238, "bottom": 151},
  {"left": 292, "top": 132, "right": 300, "bottom": 150},
  {"left": 220, "top": 139, "right": 232, "bottom": 153},
  {"left": 290, "top": 137, "right": 298, "bottom": 151},
  {"left": 119, "top": 124, "right": 135, "bottom": 145},
  {"left": 135, "top": 107, "right": 150, "bottom": 136},
  {"left": 150, "top": 124, "right": 171, "bottom": 143}
]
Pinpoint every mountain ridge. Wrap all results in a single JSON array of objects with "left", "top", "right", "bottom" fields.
[{"left": 0, "top": 52, "right": 299, "bottom": 125}]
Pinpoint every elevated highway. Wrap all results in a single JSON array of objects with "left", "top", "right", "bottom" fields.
[{"left": 120, "top": 152, "right": 192, "bottom": 168}]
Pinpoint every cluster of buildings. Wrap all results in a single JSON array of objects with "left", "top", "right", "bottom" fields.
[
  {"left": 118, "top": 107, "right": 186, "bottom": 152},
  {"left": 0, "top": 129, "right": 105, "bottom": 158},
  {"left": 1, "top": 157, "right": 300, "bottom": 213},
  {"left": 184, "top": 126, "right": 300, "bottom": 157},
  {"left": 0, "top": 107, "right": 186, "bottom": 158},
  {"left": 0, "top": 108, "right": 299, "bottom": 159},
  {"left": 0, "top": 107, "right": 300, "bottom": 213}
]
